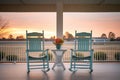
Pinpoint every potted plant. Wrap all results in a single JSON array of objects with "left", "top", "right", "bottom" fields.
[{"left": 53, "top": 38, "right": 64, "bottom": 49}]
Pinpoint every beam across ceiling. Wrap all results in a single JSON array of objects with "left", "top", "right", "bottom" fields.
[
  {"left": 0, "top": 0, "right": 120, "bottom": 12},
  {"left": 0, "top": 4, "right": 120, "bottom": 12},
  {"left": 64, "top": 4, "right": 120, "bottom": 12},
  {"left": 0, "top": 4, "right": 56, "bottom": 12}
]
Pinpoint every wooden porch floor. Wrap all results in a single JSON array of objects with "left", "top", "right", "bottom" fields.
[{"left": 0, "top": 63, "right": 120, "bottom": 80}]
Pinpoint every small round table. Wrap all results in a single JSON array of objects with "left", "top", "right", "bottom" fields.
[{"left": 52, "top": 49, "right": 66, "bottom": 70}]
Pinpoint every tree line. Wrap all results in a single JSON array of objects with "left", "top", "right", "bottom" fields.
[{"left": 101, "top": 32, "right": 120, "bottom": 41}]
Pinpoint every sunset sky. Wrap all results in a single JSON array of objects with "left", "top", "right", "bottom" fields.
[{"left": 0, "top": 12, "right": 120, "bottom": 38}]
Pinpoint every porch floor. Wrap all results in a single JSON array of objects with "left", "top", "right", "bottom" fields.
[{"left": 0, "top": 63, "right": 120, "bottom": 80}]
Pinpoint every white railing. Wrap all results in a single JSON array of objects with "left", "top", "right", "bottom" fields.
[{"left": 0, "top": 41, "right": 120, "bottom": 63}]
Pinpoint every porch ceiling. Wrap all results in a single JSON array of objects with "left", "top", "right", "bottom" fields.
[{"left": 0, "top": 0, "right": 120, "bottom": 12}]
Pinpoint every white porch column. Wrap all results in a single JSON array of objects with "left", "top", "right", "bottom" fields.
[{"left": 56, "top": 0, "right": 63, "bottom": 38}]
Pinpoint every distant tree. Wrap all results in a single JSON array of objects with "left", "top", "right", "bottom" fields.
[
  {"left": 8, "top": 34, "right": 14, "bottom": 40},
  {"left": 0, "top": 16, "right": 9, "bottom": 38},
  {"left": 64, "top": 32, "right": 74, "bottom": 40},
  {"left": 101, "top": 33, "right": 107, "bottom": 38},
  {"left": 116, "top": 37, "right": 120, "bottom": 41},
  {"left": 63, "top": 35, "right": 66, "bottom": 39},
  {"left": 2, "top": 37, "right": 6, "bottom": 40},
  {"left": 16, "top": 35, "right": 25, "bottom": 40},
  {"left": 50, "top": 36, "right": 55, "bottom": 39},
  {"left": 108, "top": 32, "right": 116, "bottom": 41}
]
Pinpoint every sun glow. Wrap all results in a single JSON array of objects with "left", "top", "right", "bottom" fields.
[
  {"left": 7, "top": 28, "right": 55, "bottom": 39},
  {"left": 0, "top": 12, "right": 120, "bottom": 39}
]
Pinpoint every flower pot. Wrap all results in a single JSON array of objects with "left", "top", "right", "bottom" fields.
[{"left": 56, "top": 44, "right": 61, "bottom": 50}]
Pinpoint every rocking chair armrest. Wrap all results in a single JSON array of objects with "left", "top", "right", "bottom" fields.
[
  {"left": 90, "top": 49, "right": 94, "bottom": 53},
  {"left": 43, "top": 49, "right": 50, "bottom": 60},
  {"left": 71, "top": 49, "right": 77, "bottom": 51},
  {"left": 70, "top": 49, "right": 77, "bottom": 55},
  {"left": 43, "top": 49, "right": 49, "bottom": 55},
  {"left": 70, "top": 49, "right": 74, "bottom": 51},
  {"left": 70, "top": 49, "right": 78, "bottom": 52},
  {"left": 44, "top": 49, "right": 49, "bottom": 52}
]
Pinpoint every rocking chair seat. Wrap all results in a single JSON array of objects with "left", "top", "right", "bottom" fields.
[
  {"left": 72, "top": 55, "right": 91, "bottom": 60},
  {"left": 29, "top": 55, "right": 47, "bottom": 60}
]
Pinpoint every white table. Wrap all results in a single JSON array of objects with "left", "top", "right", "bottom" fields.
[{"left": 52, "top": 49, "right": 66, "bottom": 70}]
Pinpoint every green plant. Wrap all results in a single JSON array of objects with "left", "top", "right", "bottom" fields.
[
  {"left": 0, "top": 51, "right": 5, "bottom": 61},
  {"left": 94, "top": 52, "right": 107, "bottom": 60},
  {"left": 6, "top": 55, "right": 18, "bottom": 61},
  {"left": 115, "top": 52, "right": 120, "bottom": 61}
]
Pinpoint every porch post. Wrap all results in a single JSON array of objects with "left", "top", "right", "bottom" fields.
[{"left": 56, "top": 0, "right": 63, "bottom": 38}]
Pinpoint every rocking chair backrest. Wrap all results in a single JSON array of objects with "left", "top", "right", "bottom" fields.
[
  {"left": 26, "top": 30, "right": 44, "bottom": 51},
  {"left": 75, "top": 31, "right": 92, "bottom": 51}
]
